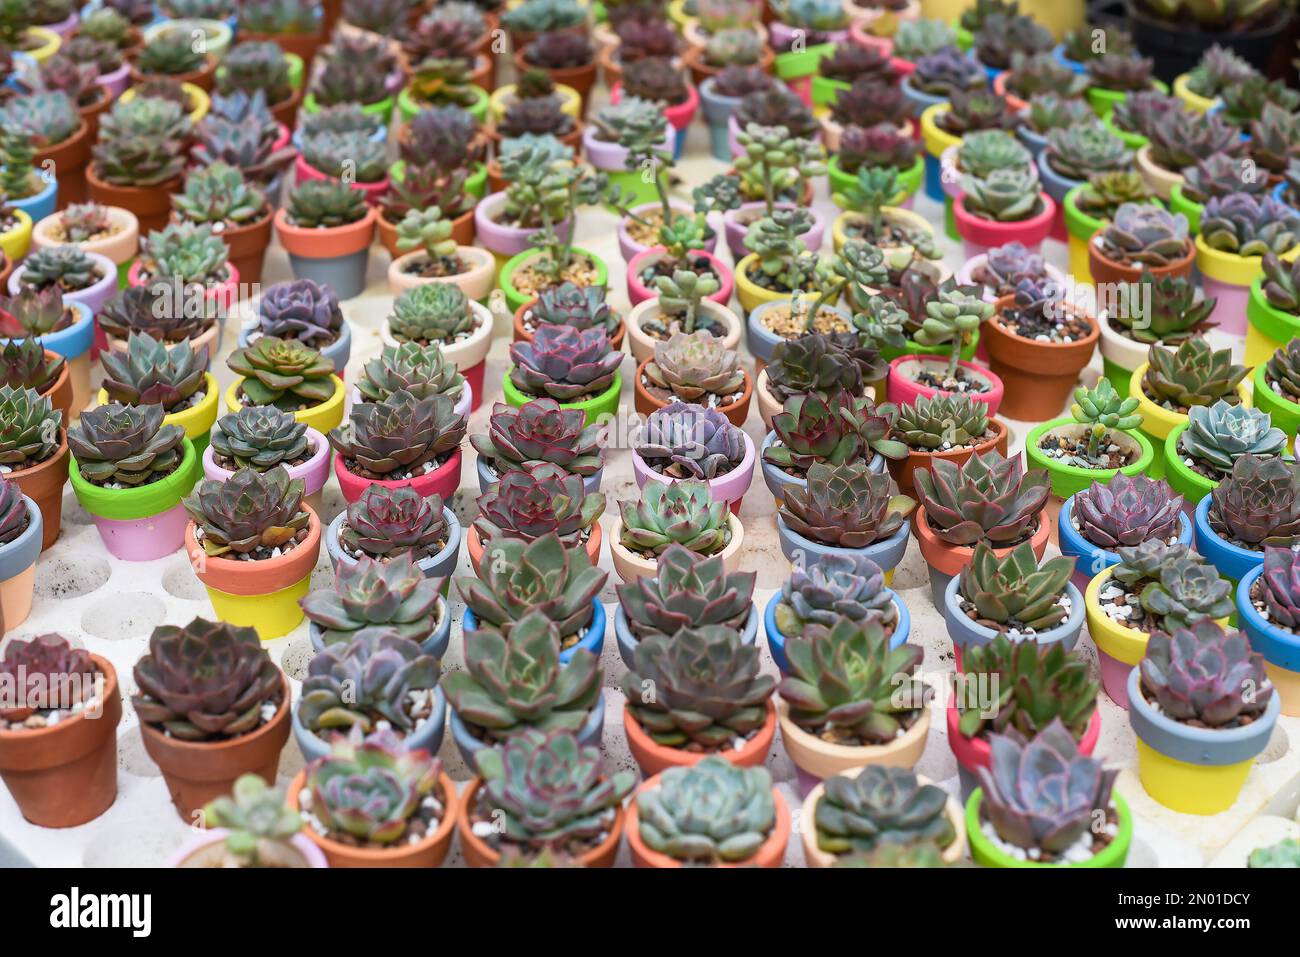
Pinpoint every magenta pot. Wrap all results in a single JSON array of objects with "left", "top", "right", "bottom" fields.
[
  {"left": 617, "top": 201, "right": 718, "bottom": 264},
  {"left": 97, "top": 62, "right": 132, "bottom": 100},
  {"left": 333, "top": 448, "right": 463, "bottom": 506},
  {"left": 631, "top": 430, "right": 755, "bottom": 516},
  {"left": 202, "top": 427, "right": 331, "bottom": 513},
  {"left": 723, "top": 202, "right": 826, "bottom": 260},
  {"left": 293, "top": 154, "right": 389, "bottom": 206},
  {"left": 886, "top": 355, "right": 1005, "bottom": 416},
  {"left": 953, "top": 193, "right": 1056, "bottom": 260},
  {"left": 474, "top": 192, "right": 572, "bottom": 259},
  {"left": 626, "top": 247, "right": 735, "bottom": 309}
]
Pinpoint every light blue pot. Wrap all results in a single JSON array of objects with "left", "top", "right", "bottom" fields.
[
  {"left": 449, "top": 691, "right": 605, "bottom": 769},
  {"left": 309, "top": 594, "right": 454, "bottom": 662},
  {"left": 323, "top": 507, "right": 462, "bottom": 595},
  {"left": 1, "top": 301, "right": 94, "bottom": 362},
  {"left": 775, "top": 514, "right": 910, "bottom": 577},
  {"left": 759, "top": 429, "right": 885, "bottom": 503},
  {"left": 292, "top": 686, "right": 447, "bottom": 764},
  {"left": 1194, "top": 495, "right": 1264, "bottom": 586},
  {"left": 942, "top": 574, "right": 1085, "bottom": 653},
  {"left": 1238, "top": 565, "right": 1300, "bottom": 674},
  {"left": 614, "top": 602, "right": 757, "bottom": 670},
  {"left": 463, "top": 597, "right": 605, "bottom": 665},
  {"left": 763, "top": 588, "right": 909, "bottom": 674},
  {"left": 1058, "top": 494, "right": 1193, "bottom": 595},
  {"left": 7, "top": 174, "right": 57, "bottom": 225}
]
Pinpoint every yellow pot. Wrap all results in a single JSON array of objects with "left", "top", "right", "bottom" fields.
[
  {"left": 830, "top": 206, "right": 934, "bottom": 255},
  {"left": 920, "top": 0, "right": 1083, "bottom": 39},
  {"left": 1172, "top": 73, "right": 1217, "bottom": 114},
  {"left": 487, "top": 83, "right": 582, "bottom": 124},
  {"left": 734, "top": 254, "right": 793, "bottom": 314},
  {"left": 1197, "top": 235, "right": 1300, "bottom": 287},
  {"left": 1135, "top": 143, "right": 1183, "bottom": 201},
  {"left": 98, "top": 373, "right": 220, "bottom": 445},
  {"left": 0, "top": 209, "right": 32, "bottom": 263},
  {"left": 120, "top": 82, "right": 211, "bottom": 125},
  {"left": 204, "top": 573, "right": 313, "bottom": 641},
  {"left": 1084, "top": 569, "right": 1151, "bottom": 668},
  {"left": 1265, "top": 662, "right": 1300, "bottom": 717},
  {"left": 225, "top": 375, "right": 346, "bottom": 435},
  {"left": 919, "top": 102, "right": 961, "bottom": 162},
  {"left": 24, "top": 26, "right": 61, "bottom": 63},
  {"left": 1135, "top": 739, "right": 1256, "bottom": 816},
  {"left": 777, "top": 698, "right": 930, "bottom": 781},
  {"left": 1129, "top": 360, "right": 1253, "bottom": 444}
]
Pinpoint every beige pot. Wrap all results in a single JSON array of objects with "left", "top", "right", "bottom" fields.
[
  {"left": 106, "top": 321, "right": 219, "bottom": 359},
  {"left": 386, "top": 246, "right": 496, "bottom": 301},
  {"left": 625, "top": 298, "right": 743, "bottom": 364},
  {"left": 777, "top": 697, "right": 931, "bottom": 781},
  {"left": 755, "top": 369, "right": 875, "bottom": 430},
  {"left": 800, "top": 770, "right": 965, "bottom": 867},
  {"left": 609, "top": 512, "right": 745, "bottom": 583},
  {"left": 380, "top": 299, "right": 494, "bottom": 373},
  {"left": 1135, "top": 144, "right": 1184, "bottom": 201},
  {"left": 31, "top": 205, "right": 139, "bottom": 266}
]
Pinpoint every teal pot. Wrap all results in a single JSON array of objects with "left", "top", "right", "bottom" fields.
[
  {"left": 308, "top": 594, "right": 453, "bottom": 663},
  {"left": 614, "top": 603, "right": 757, "bottom": 670},
  {"left": 323, "top": 507, "right": 462, "bottom": 594},
  {"left": 0, "top": 496, "right": 42, "bottom": 631},
  {"left": 292, "top": 686, "right": 447, "bottom": 765},
  {"left": 449, "top": 692, "right": 605, "bottom": 767},
  {"left": 942, "top": 573, "right": 1085, "bottom": 654},
  {"left": 760, "top": 430, "right": 885, "bottom": 503}
]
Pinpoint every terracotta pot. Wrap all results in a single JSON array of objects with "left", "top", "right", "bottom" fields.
[
  {"left": 40, "top": 354, "right": 73, "bottom": 425},
  {"left": 513, "top": 296, "right": 627, "bottom": 350},
  {"left": 86, "top": 163, "right": 181, "bottom": 235},
  {"left": 625, "top": 775, "right": 790, "bottom": 868},
  {"left": 467, "top": 523, "right": 602, "bottom": 578},
  {"left": 0, "top": 654, "right": 121, "bottom": 828},
  {"left": 241, "top": 28, "right": 324, "bottom": 68},
  {"left": 78, "top": 84, "right": 114, "bottom": 142},
  {"left": 268, "top": 83, "right": 305, "bottom": 131},
  {"left": 130, "top": 54, "right": 218, "bottom": 93},
  {"left": 139, "top": 671, "right": 293, "bottom": 822},
  {"left": 983, "top": 298, "right": 1099, "bottom": 422},
  {"left": 511, "top": 48, "right": 597, "bottom": 115},
  {"left": 36, "top": 118, "right": 91, "bottom": 208},
  {"left": 287, "top": 768, "right": 460, "bottom": 867},
  {"left": 913, "top": 501, "right": 1050, "bottom": 608},
  {"left": 624, "top": 698, "right": 776, "bottom": 777},
  {"left": 458, "top": 776, "right": 625, "bottom": 867},
  {"left": 1086, "top": 227, "right": 1196, "bottom": 286},
  {"left": 633, "top": 357, "right": 753, "bottom": 428},
  {"left": 376, "top": 203, "right": 475, "bottom": 258},
  {"left": 681, "top": 43, "right": 775, "bottom": 87},
  {"left": 887, "top": 417, "right": 1008, "bottom": 497},
  {"left": 9, "top": 432, "right": 68, "bottom": 551}
]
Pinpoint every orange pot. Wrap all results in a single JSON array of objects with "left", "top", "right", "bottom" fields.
[
  {"left": 184, "top": 505, "right": 322, "bottom": 597},
  {"left": 511, "top": 48, "right": 597, "bottom": 115},
  {"left": 87, "top": 163, "right": 181, "bottom": 235},
  {"left": 138, "top": 671, "right": 293, "bottom": 822},
  {"left": 78, "top": 85, "right": 114, "bottom": 142},
  {"left": 457, "top": 776, "right": 625, "bottom": 867},
  {"left": 983, "top": 298, "right": 1099, "bottom": 422},
  {"left": 887, "top": 417, "right": 1009, "bottom": 498},
  {"left": 633, "top": 357, "right": 753, "bottom": 428},
  {"left": 130, "top": 54, "right": 218, "bottom": 93},
  {"left": 467, "top": 523, "right": 603, "bottom": 578},
  {"left": 274, "top": 205, "right": 377, "bottom": 259},
  {"left": 268, "top": 84, "right": 305, "bottom": 131},
  {"left": 37, "top": 118, "right": 91, "bottom": 208},
  {"left": 483, "top": 119, "right": 584, "bottom": 155},
  {"left": 512, "top": 297, "right": 627, "bottom": 350},
  {"left": 681, "top": 43, "right": 774, "bottom": 87},
  {"left": 0, "top": 654, "right": 121, "bottom": 828},
  {"left": 912, "top": 501, "right": 1050, "bottom": 582},
  {"left": 625, "top": 776, "right": 790, "bottom": 868},
  {"left": 40, "top": 354, "right": 72, "bottom": 426},
  {"left": 10, "top": 432, "right": 68, "bottom": 551},
  {"left": 376, "top": 203, "right": 475, "bottom": 258},
  {"left": 1087, "top": 228, "right": 1196, "bottom": 286},
  {"left": 287, "top": 768, "right": 460, "bottom": 867},
  {"left": 177, "top": 205, "right": 274, "bottom": 286},
  {"left": 624, "top": 698, "right": 776, "bottom": 777}
]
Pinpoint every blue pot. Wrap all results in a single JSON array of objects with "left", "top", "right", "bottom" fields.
[
  {"left": 292, "top": 685, "right": 447, "bottom": 764},
  {"left": 1035, "top": 151, "right": 1084, "bottom": 209},
  {"left": 2, "top": 301, "right": 94, "bottom": 362},
  {"left": 8, "top": 174, "right": 57, "bottom": 227},
  {"left": 450, "top": 690, "right": 605, "bottom": 769},
  {"left": 0, "top": 496, "right": 41, "bottom": 587},
  {"left": 776, "top": 514, "right": 910, "bottom": 576},
  {"left": 672, "top": 124, "right": 688, "bottom": 161},
  {"left": 1058, "top": 494, "right": 1193, "bottom": 595},
  {"left": 698, "top": 78, "right": 740, "bottom": 162},
  {"left": 763, "top": 587, "right": 910, "bottom": 674},
  {"left": 759, "top": 429, "right": 884, "bottom": 503},
  {"left": 463, "top": 597, "right": 605, "bottom": 664},
  {"left": 899, "top": 73, "right": 947, "bottom": 121},
  {"left": 1052, "top": 44, "right": 1086, "bottom": 75},
  {"left": 942, "top": 573, "right": 1085, "bottom": 652},
  {"left": 309, "top": 595, "right": 453, "bottom": 662},
  {"left": 1238, "top": 566, "right": 1300, "bottom": 674},
  {"left": 1194, "top": 496, "right": 1264, "bottom": 585},
  {"left": 1015, "top": 124, "right": 1049, "bottom": 161},
  {"left": 1127, "top": 667, "right": 1278, "bottom": 768},
  {"left": 287, "top": 247, "right": 370, "bottom": 300},
  {"left": 239, "top": 319, "right": 351, "bottom": 376},
  {"left": 474, "top": 452, "right": 603, "bottom": 497},
  {"left": 323, "top": 507, "right": 462, "bottom": 595},
  {"left": 614, "top": 602, "right": 757, "bottom": 670},
  {"left": 747, "top": 300, "right": 851, "bottom": 366}
]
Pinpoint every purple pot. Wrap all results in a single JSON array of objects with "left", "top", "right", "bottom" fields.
[
  {"left": 723, "top": 201, "right": 827, "bottom": 259},
  {"left": 202, "top": 427, "right": 332, "bottom": 507},
  {"left": 91, "top": 500, "right": 191, "bottom": 561},
  {"left": 96, "top": 62, "right": 132, "bottom": 100},
  {"left": 768, "top": 21, "right": 847, "bottom": 50},
  {"left": 8, "top": 250, "right": 119, "bottom": 318},
  {"left": 631, "top": 430, "right": 755, "bottom": 511},
  {"left": 617, "top": 201, "right": 718, "bottom": 263},
  {"left": 474, "top": 192, "right": 572, "bottom": 258},
  {"left": 1201, "top": 275, "right": 1251, "bottom": 337},
  {"left": 44, "top": 13, "right": 79, "bottom": 38},
  {"left": 582, "top": 125, "right": 673, "bottom": 175}
]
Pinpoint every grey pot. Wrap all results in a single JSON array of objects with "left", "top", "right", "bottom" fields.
[
  {"left": 288, "top": 248, "right": 371, "bottom": 300},
  {"left": 0, "top": 496, "right": 41, "bottom": 582},
  {"left": 900, "top": 73, "right": 947, "bottom": 119},
  {"left": 1127, "top": 667, "right": 1280, "bottom": 768},
  {"left": 760, "top": 430, "right": 884, "bottom": 502},
  {"left": 1015, "top": 124, "right": 1049, "bottom": 161},
  {"left": 942, "top": 574, "right": 1085, "bottom": 653},
  {"left": 1035, "top": 152, "right": 1083, "bottom": 209},
  {"left": 614, "top": 603, "right": 758, "bottom": 670},
  {"left": 308, "top": 594, "right": 453, "bottom": 662},
  {"left": 746, "top": 301, "right": 852, "bottom": 367},
  {"left": 292, "top": 686, "right": 447, "bottom": 764},
  {"left": 776, "top": 515, "right": 910, "bottom": 576},
  {"left": 238, "top": 319, "right": 352, "bottom": 376},
  {"left": 449, "top": 692, "right": 606, "bottom": 769},
  {"left": 324, "top": 507, "right": 463, "bottom": 590},
  {"left": 475, "top": 452, "right": 603, "bottom": 497},
  {"left": 698, "top": 77, "right": 741, "bottom": 161}
]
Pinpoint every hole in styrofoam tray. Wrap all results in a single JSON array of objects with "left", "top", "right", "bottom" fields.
[
  {"left": 279, "top": 635, "right": 314, "bottom": 682},
  {"left": 1257, "top": 723, "right": 1289, "bottom": 766},
  {"left": 34, "top": 553, "right": 112, "bottom": 600},
  {"left": 160, "top": 558, "right": 208, "bottom": 601},
  {"left": 79, "top": 592, "right": 168, "bottom": 642},
  {"left": 81, "top": 810, "right": 191, "bottom": 867}
]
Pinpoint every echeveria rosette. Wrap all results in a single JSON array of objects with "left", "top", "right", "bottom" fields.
[
  {"left": 616, "top": 545, "right": 756, "bottom": 640},
  {"left": 257, "top": 279, "right": 345, "bottom": 348},
  {"left": 99, "top": 333, "right": 208, "bottom": 411},
  {"left": 1180, "top": 401, "right": 1286, "bottom": 476},
  {"left": 955, "top": 635, "right": 1098, "bottom": 742},
  {"left": 779, "top": 461, "right": 915, "bottom": 549},
  {"left": 635, "top": 402, "right": 746, "bottom": 481},
  {"left": 508, "top": 325, "right": 622, "bottom": 402},
  {"left": 1138, "top": 559, "right": 1235, "bottom": 632},
  {"left": 68, "top": 402, "right": 187, "bottom": 487},
  {"left": 959, "top": 542, "right": 1076, "bottom": 632},
  {"left": 636, "top": 757, "right": 777, "bottom": 864},
  {"left": 300, "top": 552, "right": 443, "bottom": 647},
  {"left": 814, "top": 766, "right": 957, "bottom": 857},
  {"left": 1070, "top": 474, "right": 1184, "bottom": 551},
  {"left": 356, "top": 341, "right": 464, "bottom": 405},
  {"left": 340, "top": 484, "right": 449, "bottom": 561},
  {"left": 227, "top": 336, "right": 337, "bottom": 411},
  {"left": 470, "top": 399, "right": 604, "bottom": 477},
  {"left": 1139, "top": 619, "right": 1272, "bottom": 728},
  {"left": 1259, "top": 545, "right": 1300, "bottom": 631},
  {"left": 182, "top": 466, "right": 309, "bottom": 557},
  {"left": 765, "top": 390, "right": 907, "bottom": 474},
  {"left": 209, "top": 405, "right": 311, "bottom": 472},
  {"left": 1207, "top": 455, "right": 1300, "bottom": 549},
  {"left": 474, "top": 462, "right": 606, "bottom": 548},
  {"left": 619, "top": 480, "right": 732, "bottom": 558},
  {"left": 776, "top": 553, "right": 896, "bottom": 635},
  {"left": 298, "top": 628, "right": 440, "bottom": 734},
  {"left": 0, "top": 634, "right": 96, "bottom": 721},
  {"left": 327, "top": 389, "right": 466, "bottom": 477},
  {"left": 915, "top": 451, "right": 1050, "bottom": 547}
]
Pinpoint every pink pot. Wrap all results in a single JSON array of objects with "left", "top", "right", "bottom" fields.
[
  {"left": 474, "top": 192, "right": 572, "bottom": 259},
  {"left": 848, "top": 19, "right": 893, "bottom": 57},
  {"left": 583, "top": 126, "right": 674, "bottom": 186},
  {"left": 626, "top": 247, "right": 735, "bottom": 309},
  {"left": 617, "top": 201, "right": 718, "bottom": 263},
  {"left": 273, "top": 123, "right": 292, "bottom": 152},
  {"left": 97, "top": 62, "right": 132, "bottom": 100},
  {"left": 45, "top": 14, "right": 79, "bottom": 38},
  {"left": 333, "top": 448, "right": 463, "bottom": 505},
  {"left": 953, "top": 193, "right": 1056, "bottom": 260},
  {"left": 91, "top": 501, "right": 191, "bottom": 561},
  {"left": 167, "top": 828, "right": 329, "bottom": 868},
  {"left": 947, "top": 699, "right": 1100, "bottom": 777},
  {"left": 609, "top": 82, "right": 699, "bottom": 133},
  {"left": 202, "top": 428, "right": 331, "bottom": 510},
  {"left": 1099, "top": 649, "right": 1135, "bottom": 710},
  {"left": 723, "top": 202, "right": 826, "bottom": 259},
  {"left": 886, "top": 355, "right": 1005, "bottom": 416},
  {"left": 127, "top": 260, "right": 242, "bottom": 321},
  {"left": 293, "top": 154, "right": 389, "bottom": 206},
  {"left": 347, "top": 382, "right": 473, "bottom": 424},
  {"left": 631, "top": 431, "right": 755, "bottom": 515},
  {"left": 1201, "top": 276, "right": 1250, "bottom": 338},
  {"left": 955, "top": 255, "right": 1069, "bottom": 305}
]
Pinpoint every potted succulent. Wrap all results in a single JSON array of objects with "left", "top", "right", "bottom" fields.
[
  {"left": 97, "top": 284, "right": 218, "bottom": 370},
  {"left": 684, "top": 25, "right": 772, "bottom": 87},
  {"left": 0, "top": 385, "right": 68, "bottom": 552},
  {"left": 613, "top": 479, "right": 744, "bottom": 582},
  {"left": 1016, "top": 92, "right": 1095, "bottom": 161},
  {"left": 1087, "top": 203, "right": 1195, "bottom": 288},
  {"left": 460, "top": 729, "right": 634, "bottom": 868},
  {"left": 239, "top": 0, "right": 325, "bottom": 65},
  {"left": 1036, "top": 122, "right": 1132, "bottom": 242},
  {"left": 1137, "top": 108, "right": 1244, "bottom": 201},
  {"left": 303, "top": 30, "right": 402, "bottom": 121},
  {"left": 401, "top": 2, "right": 494, "bottom": 87},
  {"left": 778, "top": 614, "right": 928, "bottom": 788},
  {"left": 388, "top": 207, "right": 495, "bottom": 301},
  {"left": 970, "top": 10, "right": 1053, "bottom": 79},
  {"left": 224, "top": 335, "right": 346, "bottom": 435},
  {"left": 633, "top": 331, "right": 752, "bottom": 428},
  {"left": 515, "top": 281, "right": 626, "bottom": 353},
  {"left": 169, "top": 775, "right": 326, "bottom": 869},
  {"left": 274, "top": 180, "right": 378, "bottom": 300},
  {"left": 1063, "top": 173, "right": 1162, "bottom": 284},
  {"left": 241, "top": 279, "right": 351, "bottom": 377},
  {"left": 1106, "top": 88, "right": 1180, "bottom": 152},
  {"left": 504, "top": 324, "right": 624, "bottom": 426},
  {"left": 757, "top": 323, "right": 895, "bottom": 429},
  {"left": 1165, "top": 401, "right": 1287, "bottom": 509},
  {"left": 171, "top": 163, "right": 274, "bottom": 287},
  {"left": 1129, "top": 620, "right": 1280, "bottom": 815},
  {"left": 697, "top": 64, "right": 776, "bottom": 160},
  {"left": 7, "top": 244, "right": 118, "bottom": 319},
  {"left": 127, "top": 223, "right": 240, "bottom": 326},
  {"left": 953, "top": 167, "right": 1056, "bottom": 259},
  {"left": 382, "top": 107, "right": 485, "bottom": 253},
  {"left": 183, "top": 465, "right": 322, "bottom": 639},
  {"left": 937, "top": 128, "right": 1033, "bottom": 232},
  {"left": 626, "top": 268, "right": 742, "bottom": 365},
  {"left": 133, "top": 616, "right": 291, "bottom": 821},
  {"left": 205, "top": 406, "right": 331, "bottom": 513},
  {"left": 516, "top": 31, "right": 598, "bottom": 111},
  {"left": 887, "top": 392, "right": 1009, "bottom": 499},
  {"left": 0, "top": 633, "right": 122, "bottom": 828},
  {"left": 381, "top": 284, "right": 494, "bottom": 411},
  {"left": 809, "top": 42, "right": 897, "bottom": 112},
  {"left": 2, "top": 91, "right": 91, "bottom": 209},
  {"left": 819, "top": 74, "right": 912, "bottom": 153},
  {"left": 1248, "top": 257, "right": 1300, "bottom": 373},
  {"left": 994, "top": 48, "right": 1088, "bottom": 110},
  {"left": 632, "top": 402, "right": 754, "bottom": 513},
  {"left": 31, "top": 203, "right": 139, "bottom": 289},
  {"left": 87, "top": 93, "right": 191, "bottom": 234},
  {"left": 966, "top": 720, "right": 1131, "bottom": 868},
  {"left": 1098, "top": 270, "right": 1214, "bottom": 400},
  {"left": 0, "top": 337, "right": 69, "bottom": 426},
  {"left": 626, "top": 758, "right": 789, "bottom": 868},
  {"left": 1197, "top": 194, "right": 1300, "bottom": 338},
  {"left": 1129, "top": 339, "right": 1250, "bottom": 480},
  {"left": 131, "top": 24, "right": 218, "bottom": 92},
  {"left": 193, "top": 90, "right": 298, "bottom": 191},
  {"left": 827, "top": 124, "right": 923, "bottom": 215},
  {"left": 768, "top": 0, "right": 849, "bottom": 104},
  {"left": 1084, "top": 539, "right": 1234, "bottom": 709},
  {"left": 599, "top": 15, "right": 682, "bottom": 89},
  {"left": 948, "top": 634, "right": 1099, "bottom": 798},
  {"left": 295, "top": 129, "right": 390, "bottom": 205},
  {"left": 469, "top": 461, "right": 605, "bottom": 574},
  {"left": 610, "top": 57, "right": 700, "bottom": 160},
  {"left": 885, "top": 280, "right": 1001, "bottom": 411},
  {"left": 584, "top": 96, "right": 676, "bottom": 210},
  {"left": 288, "top": 727, "right": 458, "bottom": 868},
  {"left": 486, "top": 71, "right": 582, "bottom": 152},
  {"left": 921, "top": 89, "right": 1020, "bottom": 214},
  {"left": 1084, "top": 50, "right": 1166, "bottom": 118},
  {"left": 474, "top": 142, "right": 578, "bottom": 266},
  {"left": 1059, "top": 473, "right": 1190, "bottom": 595},
  {"left": 471, "top": 397, "right": 605, "bottom": 495},
  {"left": 615, "top": 544, "right": 758, "bottom": 667},
  {"left": 830, "top": 168, "right": 935, "bottom": 266},
  {"left": 325, "top": 484, "right": 462, "bottom": 588},
  {"left": 956, "top": 241, "right": 1065, "bottom": 305},
  {"left": 1253, "top": 337, "right": 1300, "bottom": 442},
  {"left": 621, "top": 622, "right": 776, "bottom": 776},
  {"left": 0, "top": 110, "right": 59, "bottom": 223},
  {"left": 0, "top": 289, "right": 94, "bottom": 416},
  {"left": 1197, "top": 455, "right": 1300, "bottom": 585},
  {"left": 1239, "top": 546, "right": 1300, "bottom": 717},
  {"left": 886, "top": 16, "right": 955, "bottom": 72},
  {"left": 215, "top": 40, "right": 304, "bottom": 129},
  {"left": 354, "top": 338, "right": 471, "bottom": 423}
]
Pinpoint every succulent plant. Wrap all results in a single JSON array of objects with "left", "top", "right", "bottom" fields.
[
  {"left": 340, "top": 485, "right": 447, "bottom": 563},
  {"left": 228, "top": 337, "right": 337, "bottom": 411},
  {"left": 780, "top": 461, "right": 915, "bottom": 549},
  {"left": 956, "top": 635, "right": 1098, "bottom": 741},
  {"left": 1111, "top": 539, "right": 1197, "bottom": 595},
  {"left": 703, "top": 27, "right": 762, "bottom": 67},
  {"left": 916, "top": 452, "right": 1049, "bottom": 547},
  {"left": 256, "top": 280, "right": 344, "bottom": 350},
  {"left": 1003, "top": 50, "right": 1088, "bottom": 99},
  {"left": 442, "top": 610, "right": 602, "bottom": 740},
  {"left": 97, "top": 285, "right": 211, "bottom": 344},
  {"left": 183, "top": 465, "right": 309, "bottom": 557},
  {"left": 300, "top": 129, "right": 388, "bottom": 183},
  {"left": 68, "top": 402, "right": 185, "bottom": 487},
  {"left": 1067, "top": 376, "right": 1143, "bottom": 463},
  {"left": 957, "top": 130, "right": 1032, "bottom": 181},
  {"left": 328, "top": 390, "right": 465, "bottom": 479},
  {"left": 508, "top": 325, "right": 622, "bottom": 402},
  {"left": 283, "top": 177, "right": 373, "bottom": 230},
  {"left": 733, "top": 87, "right": 820, "bottom": 140},
  {"left": 974, "top": 12, "right": 1054, "bottom": 70},
  {"left": 1255, "top": 545, "right": 1300, "bottom": 634},
  {"left": 387, "top": 283, "right": 476, "bottom": 346},
  {"left": 636, "top": 757, "right": 776, "bottom": 864},
  {"left": 1022, "top": 92, "right": 1096, "bottom": 136},
  {"left": 1142, "top": 338, "right": 1248, "bottom": 411},
  {"left": 1207, "top": 455, "right": 1300, "bottom": 550},
  {"left": 0, "top": 632, "right": 97, "bottom": 721},
  {"left": 0, "top": 337, "right": 64, "bottom": 396},
  {"left": 302, "top": 552, "right": 443, "bottom": 649},
  {"left": 1180, "top": 401, "right": 1286, "bottom": 475},
  {"left": 829, "top": 77, "right": 909, "bottom": 131},
  {"left": 1073, "top": 171, "right": 1159, "bottom": 223},
  {"left": 1248, "top": 103, "right": 1300, "bottom": 176},
  {"left": 623, "top": 623, "right": 775, "bottom": 749},
  {"left": 1044, "top": 123, "right": 1132, "bottom": 183},
  {"left": 132, "top": 617, "right": 282, "bottom": 741},
  {"left": 54, "top": 203, "right": 113, "bottom": 245},
  {"left": 1219, "top": 74, "right": 1300, "bottom": 128},
  {"left": 1200, "top": 193, "right": 1300, "bottom": 258},
  {"left": 777, "top": 552, "right": 896, "bottom": 637},
  {"left": 635, "top": 402, "right": 747, "bottom": 481},
  {"left": 209, "top": 406, "right": 311, "bottom": 473},
  {"left": 1267, "top": 336, "right": 1300, "bottom": 401},
  {"left": 100, "top": 333, "right": 208, "bottom": 411},
  {"left": 780, "top": 614, "right": 926, "bottom": 743},
  {"left": 1110, "top": 270, "right": 1215, "bottom": 345},
  {"left": 1109, "top": 89, "right": 1181, "bottom": 140},
  {"left": 764, "top": 333, "right": 882, "bottom": 404},
  {"left": 399, "top": 103, "right": 481, "bottom": 171},
  {"left": 1140, "top": 620, "right": 1271, "bottom": 727},
  {"left": 960, "top": 167, "right": 1043, "bottom": 224},
  {"left": 172, "top": 162, "right": 268, "bottom": 229},
  {"left": 1140, "top": 557, "right": 1236, "bottom": 631},
  {"left": 531, "top": 282, "right": 619, "bottom": 337},
  {"left": 892, "top": 18, "right": 956, "bottom": 61},
  {"left": 217, "top": 40, "right": 293, "bottom": 105},
  {"left": 837, "top": 123, "right": 919, "bottom": 176},
  {"left": 304, "top": 727, "right": 441, "bottom": 846},
  {"left": 616, "top": 544, "right": 756, "bottom": 641},
  {"left": 0, "top": 91, "right": 81, "bottom": 149},
  {"left": 938, "top": 88, "right": 1018, "bottom": 137},
  {"left": 475, "top": 462, "right": 604, "bottom": 549},
  {"left": 768, "top": 391, "right": 907, "bottom": 473},
  {"left": 1263, "top": 253, "right": 1300, "bottom": 315},
  {"left": 976, "top": 720, "right": 1118, "bottom": 855},
  {"left": 711, "top": 63, "right": 775, "bottom": 99},
  {"left": 1086, "top": 50, "right": 1157, "bottom": 92},
  {"left": 457, "top": 533, "right": 606, "bottom": 643},
  {"left": 642, "top": 331, "right": 745, "bottom": 406},
  {"left": 240, "top": 0, "right": 321, "bottom": 34},
  {"left": 16, "top": 246, "right": 100, "bottom": 294},
  {"left": 192, "top": 92, "right": 296, "bottom": 184},
  {"left": 970, "top": 242, "right": 1047, "bottom": 299},
  {"left": 1071, "top": 474, "right": 1184, "bottom": 551},
  {"left": 299, "top": 628, "right": 439, "bottom": 734},
  {"left": 0, "top": 386, "right": 62, "bottom": 468},
  {"left": 910, "top": 46, "right": 985, "bottom": 98},
  {"left": 1146, "top": 108, "right": 1246, "bottom": 173},
  {"left": 201, "top": 775, "right": 305, "bottom": 868},
  {"left": 310, "top": 30, "right": 399, "bottom": 107},
  {"left": 815, "top": 765, "right": 956, "bottom": 856},
  {"left": 92, "top": 94, "right": 191, "bottom": 187},
  {"left": 471, "top": 400, "right": 602, "bottom": 479},
  {"left": 892, "top": 392, "right": 991, "bottom": 451},
  {"left": 959, "top": 541, "right": 1076, "bottom": 632},
  {"left": 1184, "top": 44, "right": 1259, "bottom": 98},
  {"left": 1248, "top": 837, "right": 1300, "bottom": 868},
  {"left": 474, "top": 728, "right": 634, "bottom": 855},
  {"left": 619, "top": 480, "right": 732, "bottom": 558}
]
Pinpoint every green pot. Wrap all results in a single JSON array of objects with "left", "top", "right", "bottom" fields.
[
  {"left": 69, "top": 440, "right": 198, "bottom": 521},
  {"left": 965, "top": 788, "right": 1133, "bottom": 868},
  {"left": 1252, "top": 364, "right": 1300, "bottom": 452},
  {"left": 303, "top": 92, "right": 394, "bottom": 123},
  {"left": 828, "top": 155, "right": 924, "bottom": 210},
  {"left": 811, "top": 75, "right": 849, "bottom": 110},
  {"left": 390, "top": 159, "right": 488, "bottom": 200},
  {"left": 1246, "top": 276, "right": 1300, "bottom": 369},
  {"left": 1024, "top": 418, "right": 1155, "bottom": 501},
  {"left": 1101, "top": 112, "right": 1147, "bottom": 151},
  {"left": 1102, "top": 355, "right": 1135, "bottom": 404},
  {"left": 1088, "top": 79, "right": 1168, "bottom": 120},
  {"left": 773, "top": 42, "right": 835, "bottom": 81},
  {"left": 499, "top": 246, "right": 610, "bottom": 315},
  {"left": 501, "top": 369, "right": 623, "bottom": 427},
  {"left": 604, "top": 168, "right": 659, "bottom": 209},
  {"left": 882, "top": 333, "right": 979, "bottom": 364},
  {"left": 954, "top": 26, "right": 973, "bottom": 53},
  {"left": 397, "top": 85, "right": 489, "bottom": 126},
  {"left": 1167, "top": 184, "right": 1203, "bottom": 235},
  {"left": 1163, "top": 423, "right": 1219, "bottom": 507}
]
